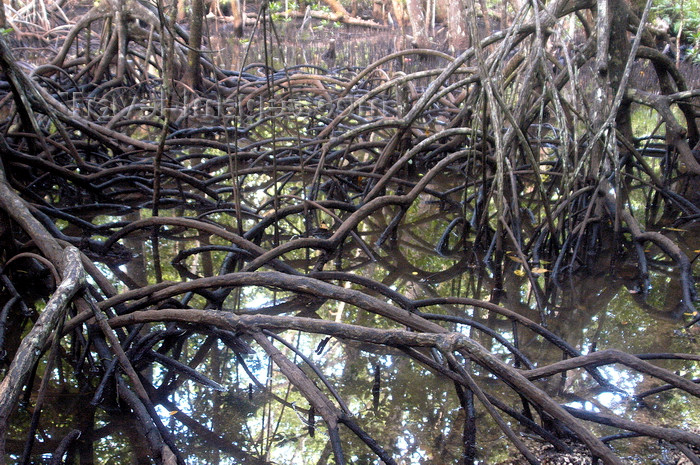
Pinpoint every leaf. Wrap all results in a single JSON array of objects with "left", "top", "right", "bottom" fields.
[
  {"left": 507, "top": 255, "right": 524, "bottom": 263},
  {"left": 514, "top": 269, "right": 526, "bottom": 277},
  {"left": 169, "top": 410, "right": 179, "bottom": 416},
  {"left": 662, "top": 227, "right": 687, "bottom": 232},
  {"left": 531, "top": 267, "right": 550, "bottom": 274}
]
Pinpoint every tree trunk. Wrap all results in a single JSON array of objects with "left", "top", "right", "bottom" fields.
[
  {"left": 391, "top": 0, "right": 407, "bottom": 28},
  {"left": 0, "top": 0, "right": 6, "bottom": 28},
  {"left": 230, "top": 0, "right": 243, "bottom": 37},
  {"left": 446, "top": 0, "right": 467, "bottom": 52},
  {"left": 372, "top": 0, "right": 385, "bottom": 24},
  {"left": 177, "top": 0, "right": 186, "bottom": 22},
  {"left": 609, "top": 0, "right": 635, "bottom": 217},
  {"left": 320, "top": 0, "right": 349, "bottom": 20},
  {"left": 590, "top": 0, "right": 612, "bottom": 179},
  {"left": 184, "top": 0, "right": 204, "bottom": 90},
  {"left": 405, "top": 0, "right": 429, "bottom": 47}
]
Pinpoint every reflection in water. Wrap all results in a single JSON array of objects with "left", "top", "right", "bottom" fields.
[
  {"left": 21, "top": 182, "right": 697, "bottom": 464},
  {"left": 2, "top": 12, "right": 700, "bottom": 465},
  {"left": 210, "top": 19, "right": 447, "bottom": 72},
  {"left": 6, "top": 130, "right": 697, "bottom": 462}
]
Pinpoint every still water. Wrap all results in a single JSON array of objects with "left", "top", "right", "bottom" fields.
[
  {"left": 22, "top": 179, "right": 697, "bottom": 464},
  {"left": 5, "top": 16, "right": 700, "bottom": 465}
]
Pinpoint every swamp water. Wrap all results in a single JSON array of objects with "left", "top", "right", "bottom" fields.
[
  {"left": 15, "top": 185, "right": 699, "bottom": 464},
  {"left": 3, "top": 16, "right": 700, "bottom": 465}
]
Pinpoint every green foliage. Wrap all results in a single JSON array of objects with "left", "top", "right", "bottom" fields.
[
  {"left": 652, "top": 0, "right": 700, "bottom": 63},
  {"left": 688, "top": 29, "right": 700, "bottom": 63}
]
